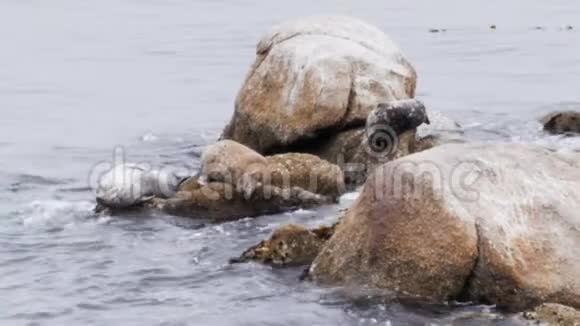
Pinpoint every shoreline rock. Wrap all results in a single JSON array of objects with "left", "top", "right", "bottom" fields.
[
  {"left": 541, "top": 111, "right": 580, "bottom": 135},
  {"left": 150, "top": 179, "right": 335, "bottom": 222},
  {"left": 230, "top": 223, "right": 337, "bottom": 266},
  {"left": 522, "top": 303, "right": 580, "bottom": 325},
  {"left": 306, "top": 143, "right": 580, "bottom": 311},
  {"left": 97, "top": 140, "right": 345, "bottom": 221}
]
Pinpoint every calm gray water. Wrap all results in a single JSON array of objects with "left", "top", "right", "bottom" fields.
[{"left": 1, "top": 1, "right": 580, "bottom": 325}]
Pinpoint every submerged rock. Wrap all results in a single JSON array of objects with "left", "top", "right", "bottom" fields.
[
  {"left": 522, "top": 303, "right": 580, "bottom": 325},
  {"left": 541, "top": 111, "right": 580, "bottom": 135},
  {"left": 221, "top": 15, "right": 417, "bottom": 155},
  {"left": 151, "top": 178, "right": 334, "bottom": 222},
  {"left": 231, "top": 224, "right": 337, "bottom": 266},
  {"left": 307, "top": 143, "right": 580, "bottom": 310}
]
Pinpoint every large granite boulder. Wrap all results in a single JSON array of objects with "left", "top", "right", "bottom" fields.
[
  {"left": 221, "top": 15, "right": 417, "bottom": 155},
  {"left": 307, "top": 143, "right": 580, "bottom": 311}
]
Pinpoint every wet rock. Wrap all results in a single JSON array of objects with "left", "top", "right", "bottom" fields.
[
  {"left": 221, "top": 15, "right": 417, "bottom": 154},
  {"left": 299, "top": 127, "right": 424, "bottom": 188},
  {"left": 416, "top": 109, "right": 463, "bottom": 140},
  {"left": 522, "top": 303, "right": 580, "bottom": 325},
  {"left": 151, "top": 178, "right": 334, "bottom": 222},
  {"left": 231, "top": 224, "right": 337, "bottom": 266},
  {"left": 308, "top": 143, "right": 580, "bottom": 310},
  {"left": 299, "top": 100, "right": 436, "bottom": 187},
  {"left": 266, "top": 153, "right": 345, "bottom": 198},
  {"left": 541, "top": 111, "right": 580, "bottom": 135},
  {"left": 147, "top": 141, "right": 345, "bottom": 221},
  {"left": 98, "top": 140, "right": 344, "bottom": 220},
  {"left": 198, "top": 140, "right": 345, "bottom": 198},
  {"left": 200, "top": 139, "right": 268, "bottom": 192}
]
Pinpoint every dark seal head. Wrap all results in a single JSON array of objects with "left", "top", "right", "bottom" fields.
[
  {"left": 367, "top": 99, "right": 430, "bottom": 135},
  {"left": 365, "top": 99, "right": 430, "bottom": 156}
]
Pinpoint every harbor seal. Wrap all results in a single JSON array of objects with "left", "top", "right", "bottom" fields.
[
  {"left": 366, "top": 99, "right": 430, "bottom": 155},
  {"left": 367, "top": 99, "right": 430, "bottom": 135},
  {"left": 96, "top": 163, "right": 181, "bottom": 210}
]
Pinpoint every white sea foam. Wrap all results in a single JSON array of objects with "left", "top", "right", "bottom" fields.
[
  {"left": 17, "top": 200, "right": 98, "bottom": 228},
  {"left": 339, "top": 191, "right": 360, "bottom": 203},
  {"left": 140, "top": 132, "right": 159, "bottom": 143}
]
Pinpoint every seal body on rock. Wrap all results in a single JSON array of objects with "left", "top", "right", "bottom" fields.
[
  {"left": 96, "top": 163, "right": 181, "bottom": 210},
  {"left": 152, "top": 177, "right": 334, "bottom": 222}
]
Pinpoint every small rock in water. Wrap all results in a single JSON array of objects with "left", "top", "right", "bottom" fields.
[
  {"left": 532, "top": 26, "right": 545, "bottom": 30},
  {"left": 566, "top": 25, "right": 574, "bottom": 30},
  {"left": 522, "top": 303, "right": 580, "bottom": 326},
  {"left": 230, "top": 224, "right": 335, "bottom": 266},
  {"left": 490, "top": 24, "right": 497, "bottom": 30}
]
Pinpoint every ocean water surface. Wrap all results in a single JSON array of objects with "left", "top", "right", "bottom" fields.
[{"left": 1, "top": 0, "right": 580, "bottom": 325}]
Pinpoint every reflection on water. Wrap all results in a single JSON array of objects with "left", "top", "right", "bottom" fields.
[{"left": 0, "top": 0, "right": 579, "bottom": 325}]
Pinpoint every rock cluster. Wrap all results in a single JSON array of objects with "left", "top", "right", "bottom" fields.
[
  {"left": 152, "top": 141, "right": 344, "bottom": 221},
  {"left": 220, "top": 15, "right": 445, "bottom": 187},
  {"left": 93, "top": 14, "right": 580, "bottom": 318},
  {"left": 97, "top": 15, "right": 446, "bottom": 218}
]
